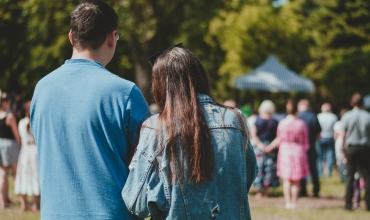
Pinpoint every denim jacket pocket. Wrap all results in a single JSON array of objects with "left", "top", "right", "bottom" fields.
[{"left": 122, "top": 143, "right": 168, "bottom": 218}]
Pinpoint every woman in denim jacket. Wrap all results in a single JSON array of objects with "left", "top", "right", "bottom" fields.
[{"left": 122, "top": 45, "right": 257, "bottom": 220}]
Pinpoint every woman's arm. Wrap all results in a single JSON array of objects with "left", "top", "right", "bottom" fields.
[
  {"left": 122, "top": 151, "right": 168, "bottom": 218},
  {"left": 264, "top": 122, "right": 281, "bottom": 153},
  {"left": 122, "top": 127, "right": 168, "bottom": 219},
  {"left": 251, "top": 125, "right": 266, "bottom": 151},
  {"left": 334, "top": 132, "right": 339, "bottom": 141},
  {"left": 264, "top": 137, "right": 280, "bottom": 153},
  {"left": 246, "top": 141, "right": 258, "bottom": 191},
  {"left": 333, "top": 122, "right": 341, "bottom": 141},
  {"left": 6, "top": 113, "right": 21, "bottom": 146}
]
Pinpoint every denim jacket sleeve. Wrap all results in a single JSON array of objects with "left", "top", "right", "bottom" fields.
[
  {"left": 122, "top": 119, "right": 168, "bottom": 219},
  {"left": 246, "top": 141, "right": 258, "bottom": 191}
]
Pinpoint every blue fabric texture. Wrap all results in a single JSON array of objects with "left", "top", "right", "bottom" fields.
[
  {"left": 297, "top": 110, "right": 321, "bottom": 151},
  {"left": 30, "top": 59, "right": 150, "bottom": 220},
  {"left": 254, "top": 117, "right": 278, "bottom": 142},
  {"left": 122, "top": 94, "right": 258, "bottom": 220},
  {"left": 317, "top": 138, "right": 335, "bottom": 177}
]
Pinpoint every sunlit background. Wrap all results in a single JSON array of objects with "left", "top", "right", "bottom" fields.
[{"left": 1, "top": 0, "right": 370, "bottom": 219}]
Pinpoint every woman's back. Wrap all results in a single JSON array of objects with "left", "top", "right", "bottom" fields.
[
  {"left": 255, "top": 117, "right": 278, "bottom": 142},
  {"left": 278, "top": 117, "right": 308, "bottom": 145},
  {"left": 0, "top": 114, "right": 14, "bottom": 139},
  {"left": 122, "top": 94, "right": 257, "bottom": 220}
]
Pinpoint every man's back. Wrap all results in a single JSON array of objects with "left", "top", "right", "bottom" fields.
[
  {"left": 317, "top": 112, "right": 338, "bottom": 138},
  {"left": 31, "top": 59, "right": 150, "bottom": 219},
  {"left": 297, "top": 110, "right": 321, "bottom": 146},
  {"left": 342, "top": 109, "right": 370, "bottom": 146}
]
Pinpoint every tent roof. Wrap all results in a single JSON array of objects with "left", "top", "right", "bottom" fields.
[{"left": 233, "top": 55, "right": 315, "bottom": 92}]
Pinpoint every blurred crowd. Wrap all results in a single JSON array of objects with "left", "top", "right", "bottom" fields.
[
  {"left": 224, "top": 92, "right": 370, "bottom": 210},
  {"left": 1, "top": 89, "right": 370, "bottom": 212},
  {"left": 0, "top": 91, "right": 39, "bottom": 212}
]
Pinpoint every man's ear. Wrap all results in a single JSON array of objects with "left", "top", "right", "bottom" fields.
[
  {"left": 69, "top": 30, "right": 73, "bottom": 45},
  {"left": 107, "top": 31, "right": 116, "bottom": 48}
]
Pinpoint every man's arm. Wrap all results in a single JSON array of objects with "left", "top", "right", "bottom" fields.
[
  {"left": 124, "top": 86, "right": 151, "bottom": 153},
  {"left": 315, "top": 116, "right": 322, "bottom": 140},
  {"left": 341, "top": 130, "right": 347, "bottom": 164},
  {"left": 6, "top": 113, "right": 21, "bottom": 146}
]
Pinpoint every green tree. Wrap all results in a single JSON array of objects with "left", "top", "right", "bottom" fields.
[
  {"left": 292, "top": 0, "right": 370, "bottom": 108},
  {"left": 18, "top": 0, "right": 79, "bottom": 96},
  {"left": 1, "top": 0, "right": 249, "bottom": 101},
  {"left": 111, "top": 0, "right": 248, "bottom": 100},
  {"left": 321, "top": 46, "right": 370, "bottom": 108},
  {"left": 209, "top": 0, "right": 310, "bottom": 100},
  {"left": 0, "top": 0, "right": 27, "bottom": 93}
]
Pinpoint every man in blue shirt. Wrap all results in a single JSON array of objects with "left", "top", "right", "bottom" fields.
[
  {"left": 30, "top": 1, "right": 150, "bottom": 219},
  {"left": 297, "top": 99, "right": 321, "bottom": 198}
]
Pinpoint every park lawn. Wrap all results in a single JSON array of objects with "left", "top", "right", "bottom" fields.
[
  {"left": 1, "top": 172, "right": 40, "bottom": 220},
  {"left": 252, "top": 207, "right": 369, "bottom": 220},
  {"left": 1, "top": 171, "right": 370, "bottom": 220}
]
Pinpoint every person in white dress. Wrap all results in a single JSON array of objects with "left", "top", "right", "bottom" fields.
[
  {"left": 14, "top": 101, "right": 40, "bottom": 212},
  {"left": 333, "top": 108, "right": 348, "bottom": 182}
]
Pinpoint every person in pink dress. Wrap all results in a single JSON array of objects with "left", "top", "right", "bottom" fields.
[{"left": 265, "top": 99, "right": 310, "bottom": 209}]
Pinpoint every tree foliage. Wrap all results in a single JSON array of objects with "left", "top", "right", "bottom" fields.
[
  {"left": 109, "top": 0, "right": 248, "bottom": 100},
  {"left": 292, "top": 0, "right": 370, "bottom": 109},
  {"left": 0, "top": 0, "right": 370, "bottom": 110},
  {"left": 0, "top": 0, "right": 27, "bottom": 94},
  {"left": 321, "top": 46, "right": 370, "bottom": 108},
  {"left": 209, "top": 0, "right": 310, "bottom": 99}
]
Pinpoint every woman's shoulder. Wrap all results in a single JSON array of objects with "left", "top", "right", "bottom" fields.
[
  {"left": 143, "top": 113, "right": 159, "bottom": 126},
  {"left": 295, "top": 118, "right": 307, "bottom": 126},
  {"left": 279, "top": 117, "right": 303, "bottom": 125},
  {"left": 19, "top": 117, "right": 29, "bottom": 125},
  {"left": 4, "top": 112, "right": 16, "bottom": 124},
  {"left": 219, "top": 106, "right": 247, "bottom": 128},
  {"left": 138, "top": 114, "right": 163, "bottom": 155},
  {"left": 254, "top": 116, "right": 265, "bottom": 124},
  {"left": 139, "top": 114, "right": 159, "bottom": 140}
]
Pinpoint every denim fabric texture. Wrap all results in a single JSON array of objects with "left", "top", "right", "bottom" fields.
[
  {"left": 122, "top": 94, "right": 258, "bottom": 220},
  {"left": 317, "top": 138, "right": 335, "bottom": 177}
]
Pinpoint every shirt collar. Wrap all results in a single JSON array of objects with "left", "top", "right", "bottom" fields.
[{"left": 64, "top": 59, "right": 105, "bottom": 69}]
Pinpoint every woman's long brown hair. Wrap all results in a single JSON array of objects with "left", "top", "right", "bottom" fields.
[
  {"left": 151, "top": 47, "right": 250, "bottom": 185},
  {"left": 152, "top": 47, "right": 214, "bottom": 184}
]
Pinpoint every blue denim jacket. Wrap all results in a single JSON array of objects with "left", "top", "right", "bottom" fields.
[{"left": 122, "top": 94, "right": 258, "bottom": 220}]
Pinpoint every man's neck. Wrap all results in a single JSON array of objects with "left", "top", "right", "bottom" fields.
[{"left": 71, "top": 48, "right": 107, "bottom": 66}]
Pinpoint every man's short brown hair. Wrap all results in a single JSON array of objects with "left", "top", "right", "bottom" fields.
[
  {"left": 350, "top": 92, "right": 363, "bottom": 108},
  {"left": 70, "top": 0, "right": 118, "bottom": 50}
]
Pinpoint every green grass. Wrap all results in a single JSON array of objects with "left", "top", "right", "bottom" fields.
[
  {"left": 250, "top": 172, "right": 370, "bottom": 219},
  {"left": 250, "top": 171, "right": 346, "bottom": 198},
  {"left": 252, "top": 208, "right": 369, "bottom": 220},
  {"left": 0, "top": 172, "right": 40, "bottom": 220},
  {"left": 1, "top": 170, "right": 369, "bottom": 220}
]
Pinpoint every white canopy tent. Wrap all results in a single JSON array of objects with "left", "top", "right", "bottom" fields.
[{"left": 233, "top": 55, "right": 314, "bottom": 92}]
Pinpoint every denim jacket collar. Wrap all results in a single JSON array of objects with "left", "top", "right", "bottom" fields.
[{"left": 196, "top": 94, "right": 215, "bottom": 104}]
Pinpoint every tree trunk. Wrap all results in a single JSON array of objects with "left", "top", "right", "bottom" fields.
[{"left": 131, "top": 38, "right": 153, "bottom": 103}]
